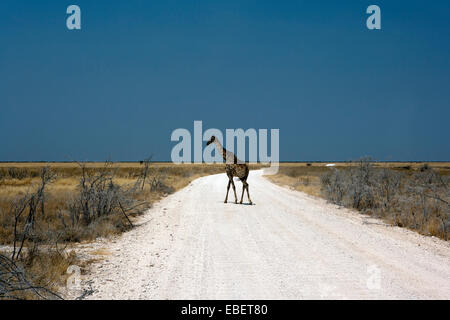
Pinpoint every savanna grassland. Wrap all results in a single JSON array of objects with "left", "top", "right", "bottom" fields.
[
  {"left": 0, "top": 161, "right": 263, "bottom": 299},
  {"left": 1, "top": 160, "right": 449, "bottom": 299},
  {"left": 0, "top": 162, "right": 234, "bottom": 244},
  {"left": 267, "top": 161, "right": 450, "bottom": 240}
]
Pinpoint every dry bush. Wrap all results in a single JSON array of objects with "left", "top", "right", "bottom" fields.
[
  {"left": 0, "top": 245, "right": 80, "bottom": 300},
  {"left": 321, "top": 158, "right": 377, "bottom": 210},
  {"left": 321, "top": 168, "right": 346, "bottom": 204},
  {"left": 67, "top": 161, "right": 140, "bottom": 225},
  {"left": 0, "top": 252, "right": 65, "bottom": 300},
  {"left": 320, "top": 159, "right": 450, "bottom": 240},
  {"left": 0, "top": 166, "right": 80, "bottom": 299}
]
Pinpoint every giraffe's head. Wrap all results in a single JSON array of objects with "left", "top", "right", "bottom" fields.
[{"left": 206, "top": 135, "right": 216, "bottom": 146}]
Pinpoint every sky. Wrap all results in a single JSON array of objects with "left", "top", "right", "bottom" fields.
[{"left": 0, "top": 0, "right": 449, "bottom": 162}]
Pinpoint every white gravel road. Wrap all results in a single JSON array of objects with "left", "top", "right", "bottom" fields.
[{"left": 78, "top": 170, "right": 450, "bottom": 300}]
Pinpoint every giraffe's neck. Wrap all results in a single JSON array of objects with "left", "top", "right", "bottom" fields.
[
  {"left": 214, "top": 140, "right": 237, "bottom": 164},
  {"left": 214, "top": 140, "right": 227, "bottom": 161}
]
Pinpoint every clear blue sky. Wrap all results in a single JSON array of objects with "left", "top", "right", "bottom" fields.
[{"left": 0, "top": 1, "right": 449, "bottom": 161}]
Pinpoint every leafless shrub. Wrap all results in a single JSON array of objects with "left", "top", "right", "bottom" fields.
[
  {"left": 0, "top": 253, "right": 62, "bottom": 300},
  {"left": 403, "top": 168, "right": 449, "bottom": 237},
  {"left": 138, "top": 156, "right": 153, "bottom": 191},
  {"left": 11, "top": 166, "right": 55, "bottom": 261},
  {"left": 1, "top": 166, "right": 63, "bottom": 299},
  {"left": 347, "top": 158, "right": 376, "bottom": 211},
  {"left": 67, "top": 161, "right": 141, "bottom": 227},
  {"left": 321, "top": 168, "right": 346, "bottom": 205},
  {"left": 375, "top": 168, "right": 401, "bottom": 212},
  {"left": 320, "top": 158, "right": 449, "bottom": 239},
  {"left": 1, "top": 167, "right": 75, "bottom": 299}
]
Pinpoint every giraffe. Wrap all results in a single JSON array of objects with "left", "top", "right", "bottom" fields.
[{"left": 206, "top": 136, "right": 252, "bottom": 205}]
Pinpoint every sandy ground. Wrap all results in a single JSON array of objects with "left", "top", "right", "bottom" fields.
[{"left": 75, "top": 170, "right": 450, "bottom": 300}]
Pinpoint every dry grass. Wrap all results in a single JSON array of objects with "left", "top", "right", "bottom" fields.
[
  {"left": 90, "top": 248, "right": 111, "bottom": 256},
  {"left": 23, "top": 249, "right": 79, "bottom": 295},
  {"left": 266, "top": 163, "right": 330, "bottom": 197}
]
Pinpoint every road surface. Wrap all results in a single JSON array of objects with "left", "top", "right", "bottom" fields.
[{"left": 78, "top": 170, "right": 450, "bottom": 299}]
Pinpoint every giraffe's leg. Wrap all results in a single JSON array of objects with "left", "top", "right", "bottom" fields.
[
  {"left": 246, "top": 182, "right": 252, "bottom": 205},
  {"left": 224, "top": 179, "right": 231, "bottom": 203},
  {"left": 231, "top": 179, "right": 238, "bottom": 204},
  {"left": 240, "top": 182, "right": 245, "bottom": 204}
]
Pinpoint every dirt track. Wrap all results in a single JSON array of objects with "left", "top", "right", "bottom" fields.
[{"left": 79, "top": 170, "right": 450, "bottom": 299}]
